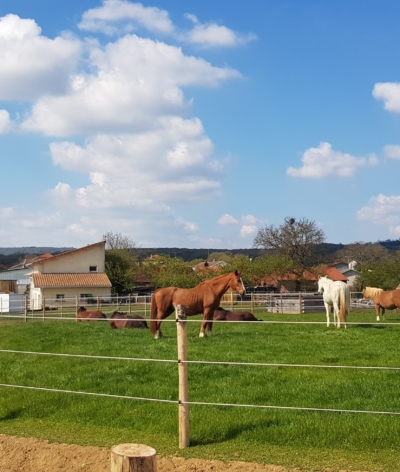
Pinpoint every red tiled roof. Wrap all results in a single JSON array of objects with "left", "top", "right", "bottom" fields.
[
  {"left": 32, "top": 273, "right": 111, "bottom": 288},
  {"left": 258, "top": 266, "right": 348, "bottom": 286}
]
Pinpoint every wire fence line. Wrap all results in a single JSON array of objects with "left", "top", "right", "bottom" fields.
[
  {"left": 1, "top": 305, "right": 400, "bottom": 447},
  {"left": 1, "top": 348, "right": 400, "bottom": 371},
  {"left": 1, "top": 344, "right": 400, "bottom": 418}
]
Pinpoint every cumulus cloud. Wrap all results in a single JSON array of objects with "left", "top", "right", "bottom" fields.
[
  {"left": 218, "top": 214, "right": 239, "bottom": 225},
  {"left": 357, "top": 194, "right": 400, "bottom": 236},
  {"left": 0, "top": 14, "right": 81, "bottom": 101},
  {"left": 21, "top": 34, "right": 240, "bottom": 136},
  {"left": 240, "top": 225, "right": 257, "bottom": 238},
  {"left": 0, "top": 207, "right": 13, "bottom": 218},
  {"left": 182, "top": 14, "right": 256, "bottom": 48},
  {"left": 287, "top": 142, "right": 378, "bottom": 178},
  {"left": 0, "top": 110, "right": 11, "bottom": 133},
  {"left": 373, "top": 82, "right": 400, "bottom": 112},
  {"left": 0, "top": 4, "right": 251, "bottom": 247},
  {"left": 48, "top": 119, "right": 222, "bottom": 209},
  {"left": 383, "top": 144, "right": 400, "bottom": 160},
  {"left": 78, "top": 0, "right": 174, "bottom": 35}
]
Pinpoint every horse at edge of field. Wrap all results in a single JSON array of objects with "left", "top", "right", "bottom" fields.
[
  {"left": 317, "top": 276, "right": 350, "bottom": 329},
  {"left": 362, "top": 286, "right": 400, "bottom": 321},
  {"left": 150, "top": 270, "right": 246, "bottom": 339}
]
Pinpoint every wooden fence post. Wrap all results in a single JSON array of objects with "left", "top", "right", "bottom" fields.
[
  {"left": 251, "top": 293, "right": 254, "bottom": 314},
  {"left": 110, "top": 444, "right": 157, "bottom": 472},
  {"left": 24, "top": 295, "right": 27, "bottom": 323},
  {"left": 175, "top": 304, "right": 190, "bottom": 448},
  {"left": 42, "top": 298, "right": 46, "bottom": 321},
  {"left": 299, "top": 292, "right": 302, "bottom": 314}
]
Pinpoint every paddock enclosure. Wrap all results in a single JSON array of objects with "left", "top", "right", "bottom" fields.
[{"left": 0, "top": 296, "right": 399, "bottom": 471}]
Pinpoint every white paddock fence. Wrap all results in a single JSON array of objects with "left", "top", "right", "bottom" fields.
[
  {"left": 0, "top": 291, "right": 374, "bottom": 318},
  {"left": 1, "top": 303, "right": 400, "bottom": 448}
]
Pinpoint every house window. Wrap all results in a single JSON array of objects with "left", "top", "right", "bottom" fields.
[
  {"left": 80, "top": 294, "right": 93, "bottom": 299},
  {"left": 56, "top": 294, "right": 65, "bottom": 299},
  {"left": 89, "top": 266, "right": 97, "bottom": 272}
]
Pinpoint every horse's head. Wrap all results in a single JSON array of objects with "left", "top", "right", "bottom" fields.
[
  {"left": 230, "top": 270, "right": 246, "bottom": 296},
  {"left": 77, "top": 306, "right": 87, "bottom": 313},
  {"left": 317, "top": 276, "right": 326, "bottom": 293}
]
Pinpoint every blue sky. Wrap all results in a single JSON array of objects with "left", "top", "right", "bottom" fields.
[{"left": 1, "top": 0, "right": 400, "bottom": 249}]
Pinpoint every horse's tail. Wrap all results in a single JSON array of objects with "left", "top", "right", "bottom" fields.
[
  {"left": 150, "top": 291, "right": 158, "bottom": 334},
  {"left": 339, "top": 284, "right": 350, "bottom": 324}
]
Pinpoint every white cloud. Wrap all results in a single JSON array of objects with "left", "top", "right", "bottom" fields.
[
  {"left": 287, "top": 142, "right": 378, "bottom": 178},
  {"left": 182, "top": 14, "right": 256, "bottom": 48},
  {"left": 0, "top": 207, "right": 13, "bottom": 218},
  {"left": 218, "top": 214, "right": 239, "bottom": 225},
  {"left": 48, "top": 120, "right": 222, "bottom": 210},
  {"left": 357, "top": 194, "right": 400, "bottom": 234},
  {"left": 241, "top": 214, "right": 258, "bottom": 225},
  {"left": 21, "top": 34, "right": 240, "bottom": 136},
  {"left": 0, "top": 14, "right": 81, "bottom": 101},
  {"left": 0, "top": 110, "right": 11, "bottom": 133},
  {"left": 78, "top": 0, "right": 174, "bottom": 35},
  {"left": 383, "top": 144, "right": 400, "bottom": 160},
  {"left": 373, "top": 82, "right": 400, "bottom": 113},
  {"left": 240, "top": 225, "right": 257, "bottom": 238}
]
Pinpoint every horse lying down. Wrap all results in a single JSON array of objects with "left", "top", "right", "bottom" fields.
[
  {"left": 213, "top": 307, "right": 263, "bottom": 322},
  {"left": 76, "top": 306, "right": 107, "bottom": 322},
  {"left": 109, "top": 311, "right": 148, "bottom": 329}
]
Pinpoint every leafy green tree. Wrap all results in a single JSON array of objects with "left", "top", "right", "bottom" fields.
[
  {"left": 142, "top": 255, "right": 201, "bottom": 288},
  {"left": 105, "top": 249, "right": 136, "bottom": 294},
  {"left": 358, "top": 252, "right": 400, "bottom": 290}
]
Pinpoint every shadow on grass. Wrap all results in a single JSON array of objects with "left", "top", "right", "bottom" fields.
[
  {"left": 355, "top": 324, "right": 386, "bottom": 329},
  {"left": 0, "top": 409, "right": 23, "bottom": 421}
]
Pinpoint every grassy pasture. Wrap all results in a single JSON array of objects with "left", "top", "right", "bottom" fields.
[{"left": 0, "top": 308, "right": 399, "bottom": 471}]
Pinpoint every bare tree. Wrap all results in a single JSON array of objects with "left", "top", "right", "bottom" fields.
[
  {"left": 103, "top": 232, "right": 137, "bottom": 255},
  {"left": 335, "top": 242, "right": 391, "bottom": 266},
  {"left": 253, "top": 216, "right": 326, "bottom": 282}
]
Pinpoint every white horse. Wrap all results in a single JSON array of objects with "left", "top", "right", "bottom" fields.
[{"left": 317, "top": 276, "right": 350, "bottom": 328}]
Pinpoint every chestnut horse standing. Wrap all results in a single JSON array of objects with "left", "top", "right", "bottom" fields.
[
  {"left": 109, "top": 311, "right": 148, "bottom": 329},
  {"left": 213, "top": 307, "right": 262, "bottom": 322},
  {"left": 76, "top": 306, "right": 107, "bottom": 321},
  {"left": 150, "top": 270, "right": 246, "bottom": 339},
  {"left": 362, "top": 287, "right": 400, "bottom": 321}
]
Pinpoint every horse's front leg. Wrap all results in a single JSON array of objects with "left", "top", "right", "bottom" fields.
[
  {"left": 333, "top": 303, "right": 340, "bottom": 328},
  {"left": 154, "top": 319, "right": 163, "bottom": 339},
  {"left": 324, "top": 303, "right": 330, "bottom": 327},
  {"left": 199, "top": 310, "right": 213, "bottom": 338}
]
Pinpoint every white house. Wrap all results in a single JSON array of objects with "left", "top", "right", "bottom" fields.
[{"left": 29, "top": 241, "right": 112, "bottom": 309}]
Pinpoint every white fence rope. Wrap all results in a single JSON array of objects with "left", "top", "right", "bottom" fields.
[
  {"left": 1, "top": 349, "right": 399, "bottom": 371},
  {"left": 1, "top": 348, "right": 400, "bottom": 417}
]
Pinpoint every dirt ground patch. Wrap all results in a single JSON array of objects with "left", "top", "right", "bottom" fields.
[{"left": 0, "top": 434, "right": 307, "bottom": 472}]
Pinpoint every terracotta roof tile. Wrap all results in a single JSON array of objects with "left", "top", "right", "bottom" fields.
[{"left": 32, "top": 273, "right": 111, "bottom": 288}]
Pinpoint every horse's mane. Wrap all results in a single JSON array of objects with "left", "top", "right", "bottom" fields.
[
  {"left": 364, "top": 287, "right": 383, "bottom": 297},
  {"left": 199, "top": 271, "right": 236, "bottom": 286}
]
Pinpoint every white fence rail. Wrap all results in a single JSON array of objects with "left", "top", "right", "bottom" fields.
[{"left": 0, "top": 291, "right": 374, "bottom": 318}]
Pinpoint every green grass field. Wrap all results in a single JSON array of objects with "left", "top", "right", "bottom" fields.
[{"left": 0, "top": 308, "right": 399, "bottom": 471}]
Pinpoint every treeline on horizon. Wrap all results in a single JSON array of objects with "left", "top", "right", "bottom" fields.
[{"left": 1, "top": 240, "right": 400, "bottom": 270}]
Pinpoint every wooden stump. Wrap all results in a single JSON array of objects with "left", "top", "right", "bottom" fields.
[{"left": 110, "top": 444, "right": 157, "bottom": 472}]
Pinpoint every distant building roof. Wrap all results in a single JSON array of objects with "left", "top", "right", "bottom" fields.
[
  {"left": 194, "top": 260, "right": 227, "bottom": 270},
  {"left": 31, "top": 242, "right": 105, "bottom": 266},
  {"left": 32, "top": 273, "right": 111, "bottom": 288}
]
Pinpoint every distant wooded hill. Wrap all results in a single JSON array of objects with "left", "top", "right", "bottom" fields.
[{"left": 0, "top": 240, "right": 399, "bottom": 269}]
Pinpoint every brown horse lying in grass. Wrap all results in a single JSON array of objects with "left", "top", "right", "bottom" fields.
[
  {"left": 76, "top": 306, "right": 107, "bottom": 322},
  {"left": 109, "top": 311, "right": 148, "bottom": 329},
  {"left": 213, "top": 307, "right": 262, "bottom": 322}
]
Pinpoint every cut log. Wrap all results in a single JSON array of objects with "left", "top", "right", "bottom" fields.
[{"left": 110, "top": 443, "right": 157, "bottom": 472}]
